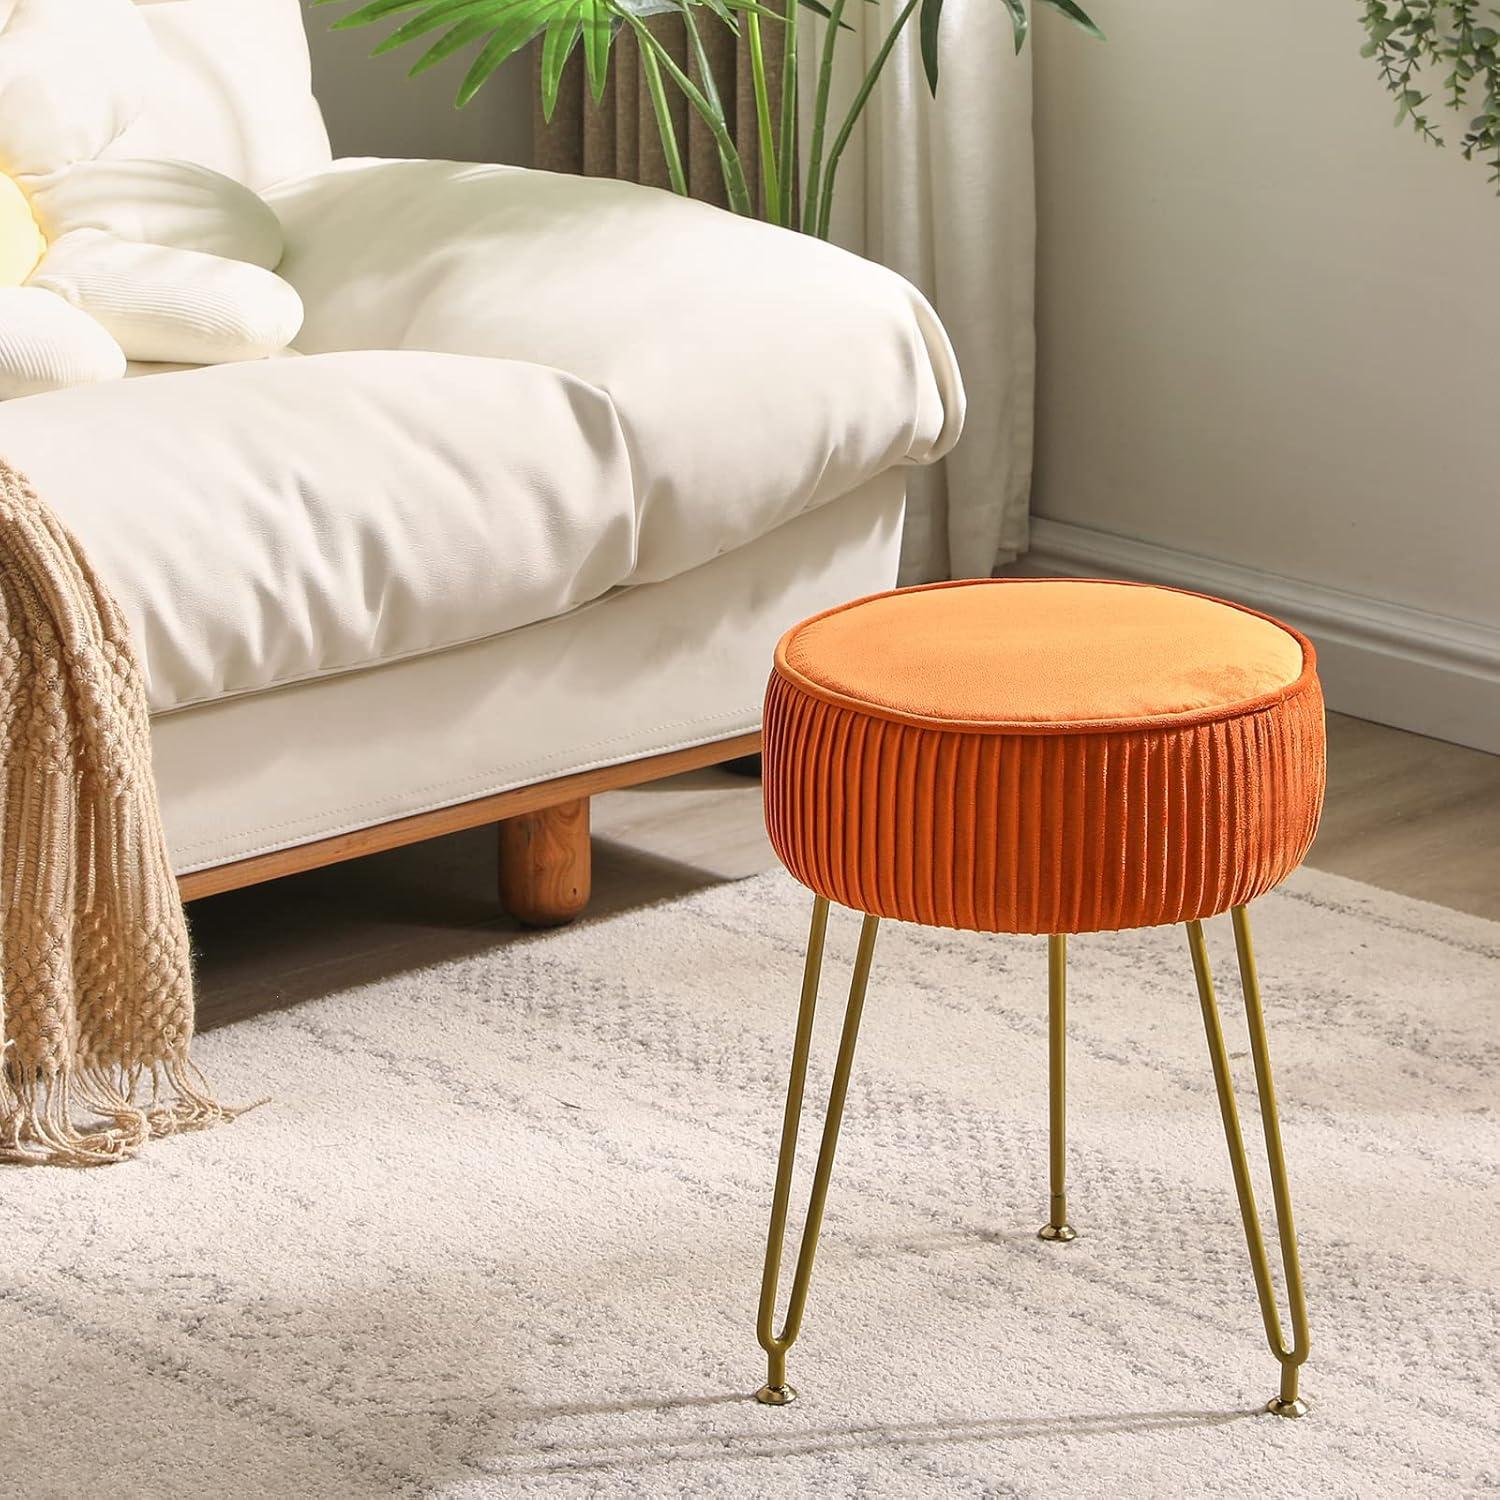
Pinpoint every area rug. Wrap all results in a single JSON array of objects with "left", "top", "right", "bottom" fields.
[{"left": 5, "top": 865, "right": 1497, "bottom": 1497}]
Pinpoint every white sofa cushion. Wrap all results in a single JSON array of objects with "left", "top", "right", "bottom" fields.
[
  {"left": 0, "top": 350, "right": 636, "bottom": 712},
  {"left": 155, "top": 476, "right": 905, "bottom": 873},
  {"left": 112, "top": 0, "right": 332, "bottom": 191},
  {"left": 270, "top": 161, "right": 965, "bottom": 585}
]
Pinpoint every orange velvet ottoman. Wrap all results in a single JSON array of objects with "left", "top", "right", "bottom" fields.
[{"left": 753, "top": 579, "right": 1325, "bottom": 1419}]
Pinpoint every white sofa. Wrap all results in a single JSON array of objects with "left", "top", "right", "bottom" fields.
[{"left": 0, "top": 0, "right": 963, "bottom": 921}]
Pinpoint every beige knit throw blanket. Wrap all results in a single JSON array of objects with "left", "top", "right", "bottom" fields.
[{"left": 0, "top": 458, "right": 229, "bottom": 1165}]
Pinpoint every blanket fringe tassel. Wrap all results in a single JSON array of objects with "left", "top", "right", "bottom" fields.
[{"left": 0, "top": 1057, "right": 242, "bottom": 1167}]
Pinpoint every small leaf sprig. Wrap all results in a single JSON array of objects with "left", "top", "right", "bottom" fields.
[{"left": 1360, "top": 0, "right": 1500, "bottom": 186}]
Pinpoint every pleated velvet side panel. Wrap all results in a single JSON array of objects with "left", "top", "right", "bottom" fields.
[{"left": 762, "top": 672, "right": 1326, "bottom": 936}]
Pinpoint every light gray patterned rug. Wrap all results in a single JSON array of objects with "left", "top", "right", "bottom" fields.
[{"left": 6, "top": 866, "right": 1498, "bottom": 1498}]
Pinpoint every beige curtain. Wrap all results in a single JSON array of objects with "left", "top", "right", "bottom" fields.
[
  {"left": 533, "top": 22, "right": 784, "bottom": 215},
  {"left": 804, "top": 2, "right": 1036, "bottom": 582}
]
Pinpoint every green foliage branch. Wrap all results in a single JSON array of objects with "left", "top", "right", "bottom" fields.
[{"left": 1360, "top": 0, "right": 1500, "bottom": 184}]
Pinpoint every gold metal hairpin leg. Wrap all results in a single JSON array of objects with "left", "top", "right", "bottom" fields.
[
  {"left": 1038, "top": 934, "right": 1078, "bottom": 1243},
  {"left": 755, "top": 895, "right": 880, "bottom": 1407},
  {"left": 1187, "top": 907, "right": 1311, "bottom": 1418}
]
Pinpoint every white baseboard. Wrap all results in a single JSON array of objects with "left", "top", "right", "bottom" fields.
[{"left": 1007, "top": 519, "right": 1500, "bottom": 754}]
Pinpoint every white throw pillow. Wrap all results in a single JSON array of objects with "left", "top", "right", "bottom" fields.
[
  {"left": 115, "top": 0, "right": 333, "bottom": 192},
  {"left": 0, "top": 0, "right": 304, "bottom": 400}
]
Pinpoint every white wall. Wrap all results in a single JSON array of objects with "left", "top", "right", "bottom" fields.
[
  {"left": 1029, "top": 1, "right": 1500, "bottom": 750},
  {"left": 303, "top": 9, "right": 532, "bottom": 164}
]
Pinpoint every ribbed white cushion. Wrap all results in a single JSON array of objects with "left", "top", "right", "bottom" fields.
[
  {"left": 30, "top": 231, "right": 303, "bottom": 365},
  {"left": 0, "top": 285, "right": 125, "bottom": 398}
]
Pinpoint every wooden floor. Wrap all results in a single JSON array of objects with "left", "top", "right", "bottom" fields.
[{"left": 189, "top": 713, "right": 1500, "bottom": 1029}]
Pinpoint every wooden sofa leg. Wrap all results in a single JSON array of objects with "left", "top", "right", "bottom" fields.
[{"left": 498, "top": 797, "right": 592, "bottom": 927}]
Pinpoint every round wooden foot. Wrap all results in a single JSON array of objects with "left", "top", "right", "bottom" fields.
[{"left": 498, "top": 798, "right": 591, "bottom": 927}]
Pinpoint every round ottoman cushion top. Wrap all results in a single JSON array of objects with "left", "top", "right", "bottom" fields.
[
  {"left": 779, "top": 578, "right": 1308, "bottom": 730},
  {"left": 763, "top": 579, "right": 1325, "bottom": 935}
]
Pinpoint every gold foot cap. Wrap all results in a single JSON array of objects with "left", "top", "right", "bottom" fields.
[
  {"left": 755, "top": 1383, "right": 799, "bottom": 1407},
  {"left": 1038, "top": 1223, "right": 1077, "bottom": 1243},
  {"left": 1266, "top": 1396, "right": 1308, "bottom": 1419}
]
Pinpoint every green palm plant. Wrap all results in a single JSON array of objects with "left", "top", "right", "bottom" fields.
[{"left": 314, "top": 0, "right": 1102, "bottom": 235}]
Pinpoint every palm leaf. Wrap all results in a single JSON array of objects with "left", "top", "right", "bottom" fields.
[
  {"left": 455, "top": 2, "right": 558, "bottom": 102},
  {"left": 580, "top": 0, "right": 614, "bottom": 104},
  {"left": 412, "top": 14, "right": 505, "bottom": 75},
  {"left": 798, "top": 0, "right": 854, "bottom": 23},
  {"left": 321, "top": 0, "right": 864, "bottom": 124},
  {"left": 321, "top": 0, "right": 607, "bottom": 105},
  {"left": 999, "top": 0, "right": 1028, "bottom": 53},
  {"left": 1037, "top": 0, "right": 1103, "bottom": 40},
  {"left": 325, "top": 0, "right": 431, "bottom": 30},
  {"left": 373, "top": 0, "right": 499, "bottom": 53},
  {"left": 540, "top": 5, "right": 583, "bottom": 120},
  {"left": 918, "top": 0, "right": 943, "bottom": 90}
]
